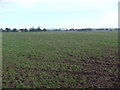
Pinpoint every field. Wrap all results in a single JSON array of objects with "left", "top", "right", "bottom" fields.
[
  {"left": 2, "top": 31, "right": 119, "bottom": 88},
  {"left": 0, "top": 32, "right": 2, "bottom": 89}
]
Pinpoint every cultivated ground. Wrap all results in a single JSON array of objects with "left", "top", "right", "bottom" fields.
[
  {"left": 0, "top": 32, "right": 2, "bottom": 89},
  {"left": 2, "top": 31, "right": 119, "bottom": 88}
]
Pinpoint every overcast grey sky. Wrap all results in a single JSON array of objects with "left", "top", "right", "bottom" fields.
[{"left": 0, "top": 0, "right": 119, "bottom": 29}]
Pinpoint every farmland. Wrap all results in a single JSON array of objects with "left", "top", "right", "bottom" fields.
[
  {"left": 0, "top": 32, "right": 2, "bottom": 89},
  {"left": 2, "top": 31, "right": 119, "bottom": 88}
]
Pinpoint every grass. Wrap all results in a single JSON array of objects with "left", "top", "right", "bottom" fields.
[
  {"left": 0, "top": 32, "right": 2, "bottom": 89},
  {"left": 2, "top": 31, "right": 119, "bottom": 88}
]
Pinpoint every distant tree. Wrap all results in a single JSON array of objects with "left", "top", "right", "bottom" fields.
[
  {"left": 106, "top": 29, "right": 108, "bottom": 31},
  {"left": 86, "top": 28, "right": 92, "bottom": 31},
  {"left": 65, "top": 29, "right": 69, "bottom": 31},
  {"left": 77, "top": 29, "right": 82, "bottom": 31},
  {"left": 43, "top": 28, "right": 47, "bottom": 32},
  {"left": 69, "top": 29, "right": 74, "bottom": 31},
  {"left": 96, "top": 28, "right": 104, "bottom": 31},
  {"left": 24, "top": 28, "right": 28, "bottom": 32},
  {"left": 36, "top": 26, "right": 41, "bottom": 32},
  {"left": 12, "top": 28, "right": 17, "bottom": 32},
  {"left": 20, "top": 29, "right": 24, "bottom": 32},
  {"left": 5, "top": 28, "right": 11, "bottom": 32},
  {"left": 29, "top": 27, "right": 35, "bottom": 32}
]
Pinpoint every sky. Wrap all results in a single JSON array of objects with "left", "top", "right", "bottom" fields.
[{"left": 0, "top": 0, "right": 119, "bottom": 29}]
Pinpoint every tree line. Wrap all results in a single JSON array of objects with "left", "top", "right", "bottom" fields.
[
  {"left": 0, "top": 27, "right": 119, "bottom": 32},
  {"left": 1, "top": 27, "right": 47, "bottom": 32}
]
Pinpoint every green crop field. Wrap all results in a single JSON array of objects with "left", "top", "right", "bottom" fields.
[
  {"left": 0, "top": 32, "right": 2, "bottom": 89},
  {"left": 2, "top": 31, "right": 119, "bottom": 88}
]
